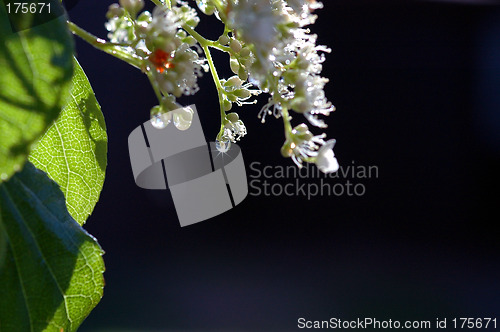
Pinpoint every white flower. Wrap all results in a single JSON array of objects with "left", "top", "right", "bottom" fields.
[
  {"left": 280, "top": 123, "right": 332, "bottom": 168},
  {"left": 287, "top": 0, "right": 323, "bottom": 14},
  {"left": 236, "top": 0, "right": 334, "bottom": 128},
  {"left": 150, "top": 43, "right": 203, "bottom": 97},
  {"left": 229, "top": 0, "right": 281, "bottom": 53},
  {"left": 221, "top": 76, "right": 261, "bottom": 107},
  {"left": 298, "top": 73, "right": 334, "bottom": 128},
  {"left": 105, "top": 16, "right": 134, "bottom": 44},
  {"left": 146, "top": 6, "right": 183, "bottom": 51},
  {"left": 228, "top": 0, "right": 284, "bottom": 81},
  {"left": 223, "top": 120, "right": 247, "bottom": 142},
  {"left": 315, "top": 139, "right": 339, "bottom": 173}
]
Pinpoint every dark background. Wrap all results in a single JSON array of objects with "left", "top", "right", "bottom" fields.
[{"left": 68, "top": 0, "right": 500, "bottom": 331}]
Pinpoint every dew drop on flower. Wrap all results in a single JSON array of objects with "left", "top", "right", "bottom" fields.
[
  {"left": 151, "top": 114, "right": 166, "bottom": 129},
  {"left": 150, "top": 106, "right": 170, "bottom": 129},
  {"left": 173, "top": 107, "right": 194, "bottom": 130},
  {"left": 216, "top": 138, "right": 231, "bottom": 153}
]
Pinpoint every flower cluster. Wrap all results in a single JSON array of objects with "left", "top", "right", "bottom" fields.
[
  {"left": 94, "top": 0, "right": 338, "bottom": 172},
  {"left": 105, "top": 0, "right": 207, "bottom": 129},
  {"left": 222, "top": 112, "right": 247, "bottom": 143},
  {"left": 226, "top": 0, "right": 336, "bottom": 169}
]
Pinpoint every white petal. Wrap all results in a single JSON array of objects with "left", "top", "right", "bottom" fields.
[{"left": 316, "top": 139, "right": 339, "bottom": 173}]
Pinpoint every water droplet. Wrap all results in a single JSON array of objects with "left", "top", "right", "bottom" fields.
[
  {"left": 216, "top": 138, "right": 231, "bottom": 153},
  {"left": 150, "top": 106, "right": 171, "bottom": 129},
  {"left": 173, "top": 107, "right": 194, "bottom": 131},
  {"left": 151, "top": 114, "right": 166, "bottom": 129}
]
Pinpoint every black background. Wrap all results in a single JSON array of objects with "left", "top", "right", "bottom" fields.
[{"left": 69, "top": 1, "right": 500, "bottom": 330}]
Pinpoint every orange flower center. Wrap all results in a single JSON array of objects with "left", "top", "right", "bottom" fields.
[{"left": 149, "top": 49, "right": 174, "bottom": 73}]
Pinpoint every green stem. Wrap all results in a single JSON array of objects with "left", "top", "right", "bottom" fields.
[
  {"left": 281, "top": 106, "right": 293, "bottom": 139},
  {"left": 183, "top": 24, "right": 236, "bottom": 58},
  {"left": 182, "top": 24, "right": 230, "bottom": 139},
  {"left": 209, "top": 42, "right": 235, "bottom": 55},
  {"left": 146, "top": 71, "right": 163, "bottom": 103},
  {"left": 202, "top": 43, "right": 227, "bottom": 138},
  {"left": 182, "top": 24, "right": 210, "bottom": 48},
  {"left": 202, "top": 45, "right": 223, "bottom": 92},
  {"left": 67, "top": 21, "right": 143, "bottom": 68}
]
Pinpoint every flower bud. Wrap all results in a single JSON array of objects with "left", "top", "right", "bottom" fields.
[
  {"left": 234, "top": 89, "right": 250, "bottom": 99},
  {"left": 186, "top": 18, "right": 199, "bottom": 27},
  {"left": 173, "top": 36, "right": 182, "bottom": 48},
  {"left": 177, "top": 30, "right": 187, "bottom": 39},
  {"left": 229, "top": 39, "right": 242, "bottom": 53},
  {"left": 238, "top": 66, "right": 248, "bottom": 81},
  {"left": 222, "top": 99, "right": 233, "bottom": 112},
  {"left": 137, "top": 11, "right": 152, "bottom": 23},
  {"left": 291, "top": 97, "right": 309, "bottom": 113},
  {"left": 230, "top": 58, "right": 239, "bottom": 74},
  {"left": 226, "top": 112, "right": 239, "bottom": 123},
  {"left": 280, "top": 140, "right": 295, "bottom": 157},
  {"left": 292, "top": 130, "right": 313, "bottom": 144},
  {"left": 225, "top": 75, "right": 243, "bottom": 88},
  {"left": 185, "top": 36, "right": 197, "bottom": 46},
  {"left": 239, "top": 47, "right": 251, "bottom": 58},
  {"left": 204, "top": 5, "right": 215, "bottom": 15},
  {"left": 294, "top": 124, "right": 309, "bottom": 133},
  {"left": 106, "top": 4, "right": 125, "bottom": 19},
  {"left": 218, "top": 35, "right": 230, "bottom": 45},
  {"left": 119, "top": 0, "right": 144, "bottom": 17}
]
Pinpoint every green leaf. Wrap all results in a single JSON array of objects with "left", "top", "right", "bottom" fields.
[
  {"left": 0, "top": 162, "right": 105, "bottom": 332},
  {"left": 30, "top": 59, "right": 108, "bottom": 225},
  {"left": 0, "top": 0, "right": 74, "bottom": 182}
]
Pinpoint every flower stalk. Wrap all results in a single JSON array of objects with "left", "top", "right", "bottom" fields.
[{"left": 67, "top": 21, "right": 143, "bottom": 68}]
